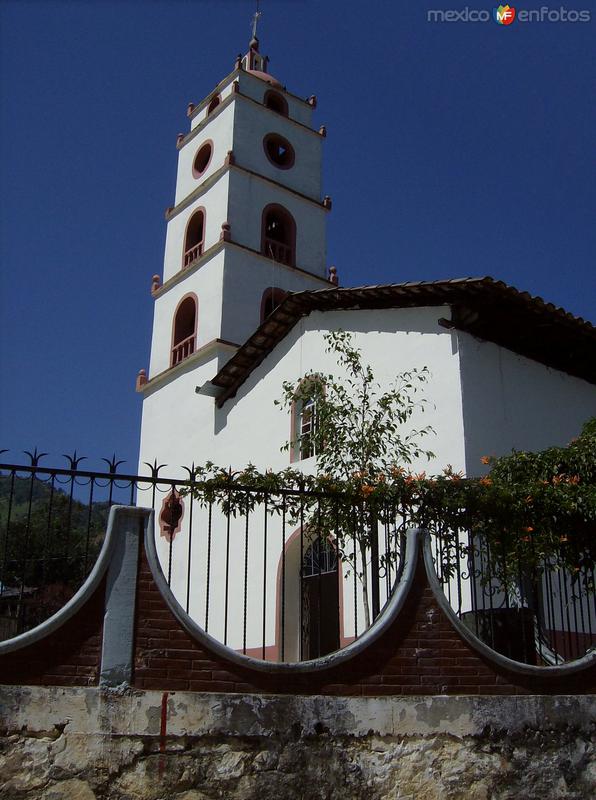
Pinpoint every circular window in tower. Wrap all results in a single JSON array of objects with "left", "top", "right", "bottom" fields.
[
  {"left": 263, "top": 133, "right": 295, "bottom": 170},
  {"left": 193, "top": 141, "right": 213, "bottom": 178}
]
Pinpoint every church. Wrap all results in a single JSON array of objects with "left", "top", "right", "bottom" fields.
[{"left": 135, "top": 31, "right": 596, "bottom": 659}]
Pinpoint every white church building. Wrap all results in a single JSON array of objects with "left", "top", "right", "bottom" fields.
[{"left": 136, "top": 33, "right": 596, "bottom": 661}]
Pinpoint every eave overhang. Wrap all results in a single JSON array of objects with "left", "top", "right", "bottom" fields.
[{"left": 210, "top": 277, "right": 596, "bottom": 407}]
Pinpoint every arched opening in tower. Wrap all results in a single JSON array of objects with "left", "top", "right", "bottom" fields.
[
  {"left": 264, "top": 90, "right": 288, "bottom": 116},
  {"left": 261, "top": 205, "right": 296, "bottom": 266},
  {"left": 183, "top": 209, "right": 205, "bottom": 268},
  {"left": 171, "top": 295, "right": 197, "bottom": 366}
]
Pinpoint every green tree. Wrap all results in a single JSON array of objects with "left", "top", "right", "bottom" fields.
[{"left": 277, "top": 330, "right": 435, "bottom": 626}]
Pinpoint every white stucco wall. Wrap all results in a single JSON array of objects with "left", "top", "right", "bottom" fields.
[
  {"left": 232, "top": 98, "right": 322, "bottom": 200},
  {"left": 212, "top": 307, "right": 466, "bottom": 475},
  {"left": 226, "top": 170, "right": 327, "bottom": 275},
  {"left": 162, "top": 174, "right": 230, "bottom": 284},
  {"left": 148, "top": 252, "right": 225, "bottom": 378},
  {"left": 458, "top": 334, "right": 596, "bottom": 475},
  {"left": 175, "top": 103, "right": 235, "bottom": 206},
  {"left": 139, "top": 305, "right": 467, "bottom": 652},
  {"left": 190, "top": 73, "right": 237, "bottom": 131},
  {"left": 219, "top": 246, "right": 328, "bottom": 345},
  {"left": 237, "top": 72, "right": 314, "bottom": 127},
  {"left": 142, "top": 305, "right": 467, "bottom": 478}
]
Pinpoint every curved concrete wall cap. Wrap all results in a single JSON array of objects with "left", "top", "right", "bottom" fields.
[
  {"left": 422, "top": 533, "right": 596, "bottom": 678},
  {"left": 144, "top": 520, "right": 423, "bottom": 674},
  {"left": 3, "top": 507, "right": 595, "bottom": 680}
]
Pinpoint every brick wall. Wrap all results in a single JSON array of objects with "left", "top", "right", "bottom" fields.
[
  {"left": 2, "top": 539, "right": 595, "bottom": 694},
  {"left": 0, "top": 578, "right": 104, "bottom": 687},
  {"left": 133, "top": 543, "right": 596, "bottom": 696}
]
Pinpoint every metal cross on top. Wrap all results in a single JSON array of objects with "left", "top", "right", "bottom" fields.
[{"left": 251, "top": 1, "right": 262, "bottom": 40}]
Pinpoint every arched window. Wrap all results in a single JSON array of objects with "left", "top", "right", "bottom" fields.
[
  {"left": 171, "top": 295, "right": 197, "bottom": 367},
  {"left": 183, "top": 209, "right": 205, "bottom": 268},
  {"left": 261, "top": 204, "right": 296, "bottom": 267},
  {"left": 260, "top": 287, "right": 288, "bottom": 323},
  {"left": 291, "top": 377, "right": 323, "bottom": 462},
  {"left": 207, "top": 95, "right": 220, "bottom": 115},
  {"left": 264, "top": 90, "right": 288, "bottom": 116}
]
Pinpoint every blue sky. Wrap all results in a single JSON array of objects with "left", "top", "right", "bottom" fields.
[{"left": 0, "top": 0, "right": 594, "bottom": 471}]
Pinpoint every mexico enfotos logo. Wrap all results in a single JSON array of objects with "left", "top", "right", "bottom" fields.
[{"left": 427, "top": 5, "right": 591, "bottom": 22}]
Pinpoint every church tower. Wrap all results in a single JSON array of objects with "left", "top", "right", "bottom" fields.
[{"left": 137, "top": 26, "right": 332, "bottom": 469}]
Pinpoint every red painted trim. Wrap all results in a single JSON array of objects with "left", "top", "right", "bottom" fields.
[
  {"left": 192, "top": 140, "right": 213, "bottom": 179},
  {"left": 264, "top": 89, "right": 288, "bottom": 116},
  {"left": 159, "top": 490, "right": 185, "bottom": 543},
  {"left": 135, "top": 369, "right": 148, "bottom": 392},
  {"left": 261, "top": 203, "right": 296, "bottom": 267},
  {"left": 260, "top": 287, "right": 288, "bottom": 324},
  {"left": 182, "top": 207, "right": 206, "bottom": 269},
  {"left": 288, "top": 375, "right": 324, "bottom": 462},
  {"left": 170, "top": 292, "right": 198, "bottom": 368},
  {"left": 159, "top": 691, "right": 169, "bottom": 744},
  {"left": 263, "top": 133, "right": 295, "bottom": 170},
  {"left": 158, "top": 690, "right": 169, "bottom": 776},
  {"left": 220, "top": 221, "right": 231, "bottom": 242}
]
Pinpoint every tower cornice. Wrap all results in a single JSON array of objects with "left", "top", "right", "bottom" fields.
[
  {"left": 188, "top": 67, "right": 316, "bottom": 124},
  {"left": 152, "top": 239, "right": 333, "bottom": 301},
  {"left": 137, "top": 338, "right": 241, "bottom": 395},
  {"left": 180, "top": 87, "right": 324, "bottom": 153},
  {"left": 165, "top": 161, "right": 330, "bottom": 224}
]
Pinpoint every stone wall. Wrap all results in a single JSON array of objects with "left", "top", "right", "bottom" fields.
[{"left": 1, "top": 687, "right": 594, "bottom": 800}]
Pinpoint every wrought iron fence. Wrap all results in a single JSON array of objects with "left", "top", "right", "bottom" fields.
[
  {"left": 428, "top": 522, "right": 596, "bottom": 666},
  {"left": 0, "top": 456, "right": 408, "bottom": 660},
  {"left": 1, "top": 454, "right": 594, "bottom": 667}
]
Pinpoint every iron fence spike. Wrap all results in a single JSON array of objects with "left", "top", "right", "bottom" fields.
[{"left": 23, "top": 448, "right": 48, "bottom": 467}]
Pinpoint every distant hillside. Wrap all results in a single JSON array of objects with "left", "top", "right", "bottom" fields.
[{"left": 0, "top": 473, "right": 110, "bottom": 590}]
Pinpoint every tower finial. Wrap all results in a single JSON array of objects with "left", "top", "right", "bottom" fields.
[{"left": 250, "top": 1, "right": 261, "bottom": 49}]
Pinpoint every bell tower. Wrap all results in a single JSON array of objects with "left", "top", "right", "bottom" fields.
[{"left": 137, "top": 27, "right": 332, "bottom": 466}]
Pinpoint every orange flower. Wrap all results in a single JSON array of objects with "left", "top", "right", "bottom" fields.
[
  {"left": 361, "top": 484, "right": 374, "bottom": 496},
  {"left": 414, "top": 471, "right": 427, "bottom": 481},
  {"left": 449, "top": 471, "right": 464, "bottom": 481},
  {"left": 522, "top": 526, "right": 534, "bottom": 533},
  {"left": 479, "top": 477, "right": 492, "bottom": 487},
  {"left": 480, "top": 455, "right": 491, "bottom": 465},
  {"left": 568, "top": 475, "right": 580, "bottom": 485}
]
